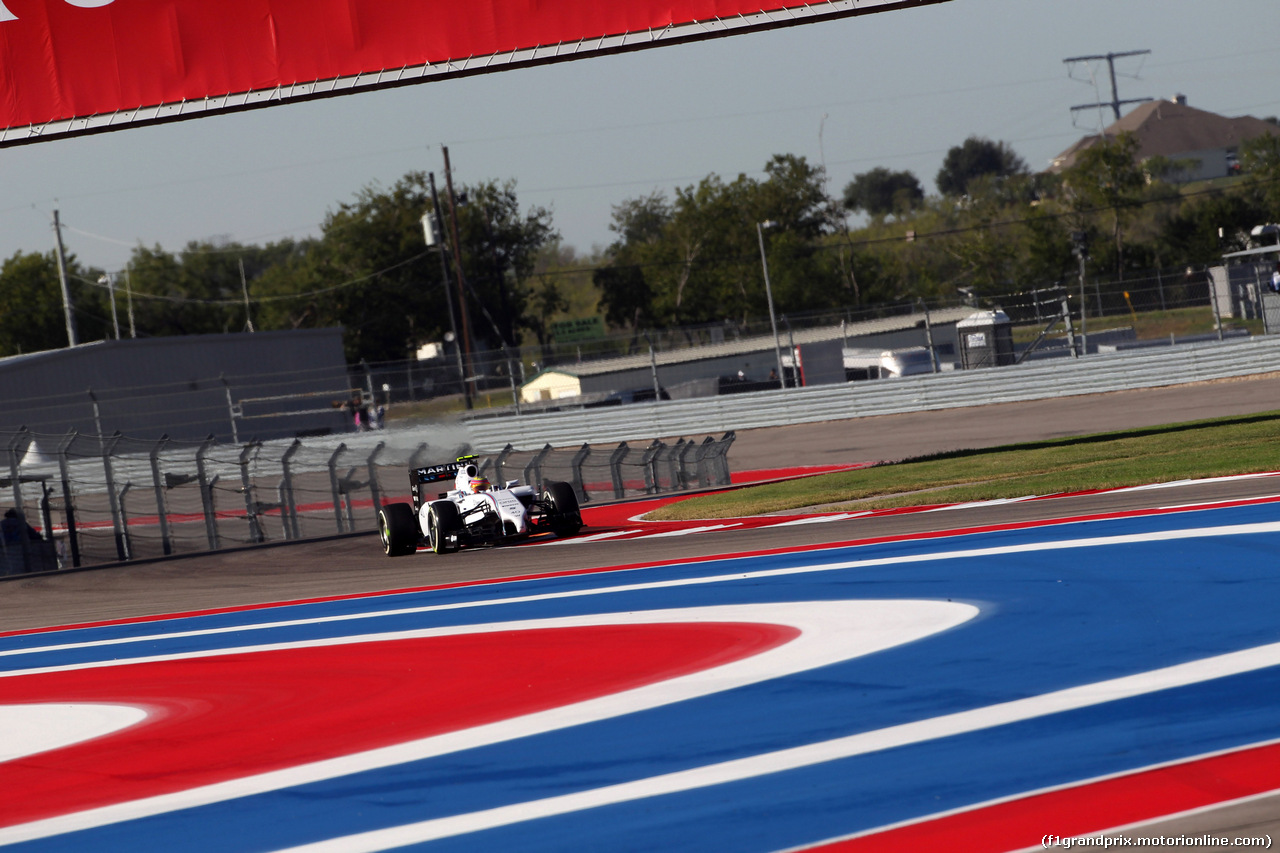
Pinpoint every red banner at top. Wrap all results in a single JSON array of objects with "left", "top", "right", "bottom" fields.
[{"left": 0, "top": 0, "right": 945, "bottom": 145}]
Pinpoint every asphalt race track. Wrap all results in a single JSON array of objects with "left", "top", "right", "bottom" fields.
[{"left": 3, "top": 378, "right": 1280, "bottom": 851}]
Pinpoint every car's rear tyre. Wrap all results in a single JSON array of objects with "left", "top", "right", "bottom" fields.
[
  {"left": 379, "top": 503, "right": 419, "bottom": 557},
  {"left": 543, "top": 481, "right": 583, "bottom": 538},
  {"left": 428, "top": 501, "right": 462, "bottom": 554}
]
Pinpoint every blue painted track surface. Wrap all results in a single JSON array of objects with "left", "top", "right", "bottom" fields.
[{"left": 3, "top": 501, "right": 1279, "bottom": 851}]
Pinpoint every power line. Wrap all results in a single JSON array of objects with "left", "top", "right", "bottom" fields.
[
  {"left": 70, "top": 251, "right": 431, "bottom": 306},
  {"left": 1063, "top": 50, "right": 1153, "bottom": 127}
]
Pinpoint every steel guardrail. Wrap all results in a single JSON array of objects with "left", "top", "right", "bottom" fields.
[{"left": 462, "top": 336, "right": 1280, "bottom": 451}]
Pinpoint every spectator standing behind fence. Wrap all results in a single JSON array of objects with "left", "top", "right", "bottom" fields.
[
  {"left": 1, "top": 508, "right": 40, "bottom": 544},
  {"left": 336, "top": 395, "right": 363, "bottom": 431},
  {"left": 1, "top": 508, "right": 40, "bottom": 574},
  {"left": 334, "top": 396, "right": 383, "bottom": 431},
  {"left": 1271, "top": 262, "right": 1280, "bottom": 294}
]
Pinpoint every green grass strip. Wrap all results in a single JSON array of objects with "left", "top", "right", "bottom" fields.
[{"left": 647, "top": 411, "right": 1280, "bottom": 520}]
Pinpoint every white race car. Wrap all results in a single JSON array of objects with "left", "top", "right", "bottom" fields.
[{"left": 377, "top": 455, "right": 583, "bottom": 556}]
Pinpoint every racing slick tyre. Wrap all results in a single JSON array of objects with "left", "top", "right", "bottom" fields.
[
  {"left": 379, "top": 503, "right": 419, "bottom": 557},
  {"left": 427, "top": 500, "right": 462, "bottom": 555},
  {"left": 543, "top": 481, "right": 583, "bottom": 538}
]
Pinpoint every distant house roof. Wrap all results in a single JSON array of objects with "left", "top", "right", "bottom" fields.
[{"left": 1049, "top": 97, "right": 1280, "bottom": 172}]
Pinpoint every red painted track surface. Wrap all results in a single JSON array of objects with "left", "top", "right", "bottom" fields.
[{"left": 2, "top": 622, "right": 795, "bottom": 829}]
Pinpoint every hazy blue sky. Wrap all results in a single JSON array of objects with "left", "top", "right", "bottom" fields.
[{"left": 1, "top": 0, "right": 1277, "bottom": 275}]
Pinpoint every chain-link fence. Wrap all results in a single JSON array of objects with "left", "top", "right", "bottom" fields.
[{"left": 0, "top": 425, "right": 735, "bottom": 576}]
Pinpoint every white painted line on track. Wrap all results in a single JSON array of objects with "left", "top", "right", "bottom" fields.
[
  {"left": 530, "top": 530, "right": 645, "bottom": 545},
  {"left": 1160, "top": 493, "right": 1280, "bottom": 511},
  {"left": 925, "top": 496, "right": 1040, "bottom": 512},
  {"left": 273, "top": 638, "right": 1280, "bottom": 853},
  {"left": 1118, "top": 472, "right": 1280, "bottom": 492},
  {"left": 766, "top": 513, "right": 871, "bottom": 527},
  {"left": 644, "top": 523, "right": 744, "bottom": 538}
]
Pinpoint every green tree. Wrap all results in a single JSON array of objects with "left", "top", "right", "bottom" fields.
[
  {"left": 842, "top": 167, "right": 924, "bottom": 217},
  {"left": 253, "top": 172, "right": 440, "bottom": 361},
  {"left": 451, "top": 179, "right": 557, "bottom": 350},
  {"left": 0, "top": 251, "right": 90, "bottom": 355},
  {"left": 936, "top": 137, "right": 1028, "bottom": 197},
  {"left": 593, "top": 192, "right": 669, "bottom": 332},
  {"left": 596, "top": 155, "right": 842, "bottom": 330},
  {"left": 1158, "top": 191, "right": 1269, "bottom": 267},
  {"left": 252, "top": 171, "right": 555, "bottom": 363},
  {"left": 123, "top": 240, "right": 306, "bottom": 338},
  {"left": 1062, "top": 132, "right": 1147, "bottom": 277},
  {"left": 1240, "top": 132, "right": 1280, "bottom": 218}
]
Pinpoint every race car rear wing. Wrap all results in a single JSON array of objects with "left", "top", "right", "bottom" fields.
[{"left": 410, "top": 455, "right": 479, "bottom": 510}]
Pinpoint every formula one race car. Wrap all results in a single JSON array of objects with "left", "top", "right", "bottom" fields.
[{"left": 377, "top": 455, "right": 584, "bottom": 556}]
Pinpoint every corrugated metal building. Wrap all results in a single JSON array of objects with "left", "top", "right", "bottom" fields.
[
  {"left": 1, "top": 328, "right": 353, "bottom": 441},
  {"left": 520, "top": 309, "right": 968, "bottom": 403}
]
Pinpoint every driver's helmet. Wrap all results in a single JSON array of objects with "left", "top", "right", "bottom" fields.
[{"left": 455, "top": 463, "right": 490, "bottom": 495}]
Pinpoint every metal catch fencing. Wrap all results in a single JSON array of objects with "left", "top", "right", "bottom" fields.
[{"left": 0, "top": 426, "right": 736, "bottom": 576}]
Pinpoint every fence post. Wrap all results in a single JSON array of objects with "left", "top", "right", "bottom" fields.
[
  {"left": 570, "top": 443, "right": 591, "bottom": 503},
  {"left": 87, "top": 388, "right": 103, "bottom": 437},
  {"left": 609, "top": 443, "right": 630, "bottom": 500},
  {"left": 670, "top": 438, "right": 691, "bottom": 484},
  {"left": 343, "top": 477, "right": 357, "bottom": 531},
  {"left": 239, "top": 441, "right": 265, "bottom": 544},
  {"left": 221, "top": 374, "right": 239, "bottom": 444},
  {"left": 277, "top": 482, "right": 291, "bottom": 540},
  {"left": 39, "top": 484, "right": 55, "bottom": 566},
  {"left": 280, "top": 439, "right": 302, "bottom": 540},
  {"left": 328, "top": 443, "right": 347, "bottom": 533},
  {"left": 408, "top": 442, "right": 431, "bottom": 468},
  {"left": 196, "top": 436, "right": 220, "bottom": 550},
  {"left": 148, "top": 436, "right": 173, "bottom": 556},
  {"left": 366, "top": 441, "right": 385, "bottom": 521},
  {"left": 56, "top": 430, "right": 81, "bottom": 568},
  {"left": 641, "top": 440, "right": 663, "bottom": 494},
  {"left": 694, "top": 436, "right": 715, "bottom": 488},
  {"left": 714, "top": 431, "right": 736, "bottom": 486},
  {"left": 522, "top": 444, "right": 553, "bottom": 494},
  {"left": 494, "top": 444, "right": 514, "bottom": 487},
  {"left": 116, "top": 482, "right": 133, "bottom": 561},
  {"left": 361, "top": 359, "right": 375, "bottom": 403},
  {"left": 6, "top": 429, "right": 33, "bottom": 571},
  {"left": 101, "top": 432, "right": 128, "bottom": 562},
  {"left": 503, "top": 348, "right": 522, "bottom": 415}
]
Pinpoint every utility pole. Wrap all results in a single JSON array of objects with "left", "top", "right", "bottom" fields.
[
  {"left": 1063, "top": 49, "right": 1152, "bottom": 126},
  {"left": 1072, "top": 230, "right": 1090, "bottom": 356},
  {"left": 426, "top": 171, "right": 471, "bottom": 409},
  {"left": 441, "top": 146, "right": 476, "bottom": 403},
  {"left": 239, "top": 258, "right": 255, "bottom": 332},
  {"left": 123, "top": 264, "right": 136, "bottom": 338},
  {"left": 755, "top": 221, "right": 787, "bottom": 389},
  {"left": 52, "top": 210, "right": 77, "bottom": 347}
]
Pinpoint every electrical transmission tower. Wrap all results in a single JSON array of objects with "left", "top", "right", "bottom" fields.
[{"left": 1063, "top": 49, "right": 1153, "bottom": 128}]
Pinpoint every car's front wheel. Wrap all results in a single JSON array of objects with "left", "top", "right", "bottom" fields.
[
  {"left": 428, "top": 501, "right": 462, "bottom": 554},
  {"left": 379, "top": 503, "right": 419, "bottom": 556},
  {"left": 543, "top": 481, "right": 583, "bottom": 538}
]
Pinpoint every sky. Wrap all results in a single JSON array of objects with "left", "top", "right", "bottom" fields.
[{"left": 0, "top": 0, "right": 1277, "bottom": 276}]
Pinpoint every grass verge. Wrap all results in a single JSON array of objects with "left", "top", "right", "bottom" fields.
[{"left": 646, "top": 411, "right": 1280, "bottom": 521}]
